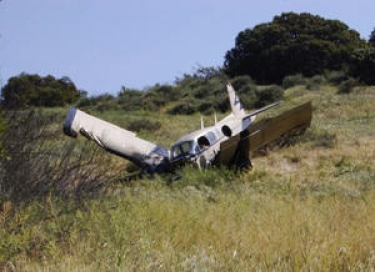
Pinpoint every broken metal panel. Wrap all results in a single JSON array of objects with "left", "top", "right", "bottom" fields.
[
  {"left": 216, "top": 134, "right": 241, "bottom": 165},
  {"left": 248, "top": 101, "right": 312, "bottom": 152},
  {"left": 217, "top": 101, "right": 312, "bottom": 166}
]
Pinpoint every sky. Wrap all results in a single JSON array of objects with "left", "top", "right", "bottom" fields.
[{"left": 1, "top": 0, "right": 374, "bottom": 96}]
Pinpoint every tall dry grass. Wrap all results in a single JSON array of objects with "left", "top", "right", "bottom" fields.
[
  {"left": 1, "top": 84, "right": 375, "bottom": 271},
  {"left": 3, "top": 186, "right": 375, "bottom": 271}
]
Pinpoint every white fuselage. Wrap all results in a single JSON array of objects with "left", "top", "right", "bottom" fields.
[{"left": 169, "top": 113, "right": 254, "bottom": 168}]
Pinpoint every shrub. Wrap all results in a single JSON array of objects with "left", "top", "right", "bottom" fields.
[
  {"left": 314, "top": 131, "right": 337, "bottom": 148},
  {"left": 118, "top": 91, "right": 143, "bottom": 111},
  {"left": 78, "top": 93, "right": 116, "bottom": 110},
  {"left": 324, "top": 70, "right": 348, "bottom": 85},
  {"left": 306, "top": 82, "right": 320, "bottom": 91},
  {"left": 198, "top": 102, "right": 214, "bottom": 115},
  {"left": 1, "top": 74, "right": 80, "bottom": 109},
  {"left": 96, "top": 101, "right": 118, "bottom": 112},
  {"left": 193, "top": 86, "right": 211, "bottom": 99},
  {"left": 168, "top": 103, "right": 196, "bottom": 115},
  {"left": 231, "top": 75, "right": 255, "bottom": 91},
  {"left": 305, "top": 75, "right": 326, "bottom": 91},
  {"left": 214, "top": 96, "right": 231, "bottom": 113},
  {"left": 0, "top": 110, "right": 121, "bottom": 201},
  {"left": 237, "top": 85, "right": 257, "bottom": 108},
  {"left": 153, "top": 85, "right": 179, "bottom": 101},
  {"left": 255, "top": 85, "right": 284, "bottom": 108},
  {"left": 77, "top": 97, "right": 94, "bottom": 107},
  {"left": 310, "top": 75, "right": 327, "bottom": 85},
  {"left": 282, "top": 74, "right": 307, "bottom": 88},
  {"left": 338, "top": 78, "right": 358, "bottom": 94}
]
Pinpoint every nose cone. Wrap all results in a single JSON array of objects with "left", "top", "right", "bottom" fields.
[{"left": 63, "top": 107, "right": 78, "bottom": 137}]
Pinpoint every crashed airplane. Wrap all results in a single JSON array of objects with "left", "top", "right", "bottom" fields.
[{"left": 63, "top": 83, "right": 312, "bottom": 173}]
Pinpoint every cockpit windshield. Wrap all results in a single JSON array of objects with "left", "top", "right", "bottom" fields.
[{"left": 171, "top": 141, "right": 195, "bottom": 159}]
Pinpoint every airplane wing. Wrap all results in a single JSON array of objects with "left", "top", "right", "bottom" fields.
[
  {"left": 63, "top": 108, "right": 169, "bottom": 172},
  {"left": 217, "top": 101, "right": 312, "bottom": 166}
]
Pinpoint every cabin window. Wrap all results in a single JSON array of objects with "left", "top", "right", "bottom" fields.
[
  {"left": 197, "top": 136, "right": 210, "bottom": 150},
  {"left": 172, "top": 141, "right": 193, "bottom": 158}
]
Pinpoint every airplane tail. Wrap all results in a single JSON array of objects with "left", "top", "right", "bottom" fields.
[{"left": 226, "top": 83, "right": 245, "bottom": 117}]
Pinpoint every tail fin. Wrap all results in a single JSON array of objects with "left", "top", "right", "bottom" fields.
[{"left": 226, "top": 83, "right": 245, "bottom": 117}]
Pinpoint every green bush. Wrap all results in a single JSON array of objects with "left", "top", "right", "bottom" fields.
[
  {"left": 324, "top": 70, "right": 348, "bottom": 85},
  {"left": 305, "top": 75, "right": 326, "bottom": 91},
  {"left": 338, "top": 78, "right": 358, "bottom": 94},
  {"left": 232, "top": 75, "right": 255, "bottom": 91},
  {"left": 153, "top": 85, "right": 179, "bottom": 101},
  {"left": 237, "top": 84, "right": 258, "bottom": 108},
  {"left": 1, "top": 74, "right": 80, "bottom": 108},
  {"left": 77, "top": 97, "right": 94, "bottom": 107},
  {"left": 193, "top": 86, "right": 211, "bottom": 99},
  {"left": 168, "top": 103, "right": 196, "bottom": 115},
  {"left": 255, "top": 85, "right": 284, "bottom": 108},
  {"left": 306, "top": 75, "right": 325, "bottom": 92},
  {"left": 0, "top": 110, "right": 121, "bottom": 201},
  {"left": 214, "top": 96, "right": 231, "bottom": 113},
  {"left": 282, "top": 74, "right": 307, "bottom": 88},
  {"left": 118, "top": 89, "right": 144, "bottom": 111},
  {"left": 314, "top": 131, "right": 337, "bottom": 148},
  {"left": 310, "top": 75, "right": 327, "bottom": 85},
  {"left": 306, "top": 82, "right": 320, "bottom": 91},
  {"left": 198, "top": 101, "right": 215, "bottom": 115}
]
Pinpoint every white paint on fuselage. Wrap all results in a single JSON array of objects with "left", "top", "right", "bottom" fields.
[{"left": 169, "top": 112, "right": 255, "bottom": 168}]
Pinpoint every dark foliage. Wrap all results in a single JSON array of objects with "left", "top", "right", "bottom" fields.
[
  {"left": 282, "top": 74, "right": 307, "bottom": 89},
  {"left": 324, "top": 70, "right": 348, "bottom": 85},
  {"left": 167, "top": 103, "right": 196, "bottom": 115},
  {"left": 1, "top": 74, "right": 80, "bottom": 109},
  {"left": 349, "top": 48, "right": 375, "bottom": 85},
  {"left": 369, "top": 27, "right": 375, "bottom": 46},
  {"left": 224, "top": 12, "right": 367, "bottom": 84},
  {"left": 254, "top": 86, "right": 284, "bottom": 107},
  {"left": 338, "top": 78, "right": 358, "bottom": 94}
]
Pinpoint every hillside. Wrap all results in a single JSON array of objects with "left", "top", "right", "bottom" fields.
[{"left": 1, "top": 83, "right": 375, "bottom": 271}]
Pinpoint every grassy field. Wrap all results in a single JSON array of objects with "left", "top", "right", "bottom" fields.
[{"left": 1, "top": 85, "right": 375, "bottom": 271}]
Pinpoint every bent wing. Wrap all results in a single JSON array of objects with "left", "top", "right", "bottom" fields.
[
  {"left": 63, "top": 108, "right": 169, "bottom": 171},
  {"left": 217, "top": 101, "right": 312, "bottom": 165},
  {"left": 247, "top": 101, "right": 312, "bottom": 152}
]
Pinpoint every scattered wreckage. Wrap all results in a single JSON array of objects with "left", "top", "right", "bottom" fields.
[{"left": 63, "top": 83, "right": 312, "bottom": 173}]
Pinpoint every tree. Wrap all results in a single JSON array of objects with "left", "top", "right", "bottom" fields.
[
  {"left": 1, "top": 73, "right": 80, "bottom": 108},
  {"left": 224, "top": 12, "right": 367, "bottom": 84},
  {"left": 369, "top": 27, "right": 375, "bottom": 46},
  {"left": 350, "top": 47, "right": 375, "bottom": 85}
]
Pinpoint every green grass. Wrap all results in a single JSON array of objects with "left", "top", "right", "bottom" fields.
[{"left": 1, "top": 84, "right": 375, "bottom": 271}]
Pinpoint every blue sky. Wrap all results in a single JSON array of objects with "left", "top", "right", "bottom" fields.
[{"left": 1, "top": 0, "right": 374, "bottom": 96}]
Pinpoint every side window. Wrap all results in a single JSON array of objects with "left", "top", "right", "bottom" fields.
[
  {"left": 172, "top": 142, "right": 192, "bottom": 158},
  {"left": 172, "top": 146, "right": 181, "bottom": 158},
  {"left": 181, "top": 142, "right": 191, "bottom": 154}
]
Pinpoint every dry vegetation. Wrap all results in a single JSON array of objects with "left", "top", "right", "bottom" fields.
[{"left": 1, "top": 85, "right": 375, "bottom": 271}]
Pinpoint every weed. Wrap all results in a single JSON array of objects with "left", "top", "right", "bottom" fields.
[{"left": 338, "top": 77, "right": 358, "bottom": 94}]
